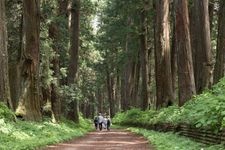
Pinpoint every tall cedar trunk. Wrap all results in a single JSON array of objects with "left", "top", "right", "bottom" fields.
[
  {"left": 115, "top": 72, "right": 121, "bottom": 112},
  {"left": 16, "top": 0, "right": 42, "bottom": 121},
  {"left": 106, "top": 70, "right": 112, "bottom": 116},
  {"left": 121, "top": 32, "right": 130, "bottom": 111},
  {"left": 155, "top": 0, "right": 173, "bottom": 109},
  {"left": 8, "top": 12, "right": 23, "bottom": 110},
  {"left": 124, "top": 55, "right": 132, "bottom": 109},
  {"left": 140, "top": 5, "right": 149, "bottom": 110},
  {"left": 175, "top": 0, "right": 196, "bottom": 106},
  {"left": 192, "top": 0, "right": 212, "bottom": 93},
  {"left": 67, "top": 0, "right": 80, "bottom": 123},
  {"left": 111, "top": 76, "right": 116, "bottom": 116},
  {"left": 213, "top": 0, "right": 225, "bottom": 84},
  {"left": 97, "top": 88, "right": 103, "bottom": 113},
  {"left": 130, "top": 59, "right": 140, "bottom": 108},
  {"left": 49, "top": 23, "right": 61, "bottom": 122},
  {"left": 106, "top": 70, "right": 115, "bottom": 117},
  {"left": 0, "top": 0, "right": 13, "bottom": 109},
  {"left": 47, "top": 0, "right": 67, "bottom": 122},
  {"left": 133, "top": 55, "right": 140, "bottom": 107},
  {"left": 124, "top": 63, "right": 132, "bottom": 109},
  {"left": 171, "top": 2, "right": 177, "bottom": 101},
  {"left": 120, "top": 73, "right": 126, "bottom": 111},
  {"left": 90, "top": 93, "right": 95, "bottom": 118}
]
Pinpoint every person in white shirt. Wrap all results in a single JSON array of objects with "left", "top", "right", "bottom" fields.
[
  {"left": 98, "top": 113, "right": 104, "bottom": 131},
  {"left": 103, "top": 116, "right": 107, "bottom": 129}
]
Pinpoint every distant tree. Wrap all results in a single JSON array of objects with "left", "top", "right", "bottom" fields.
[
  {"left": 140, "top": 0, "right": 150, "bottom": 110},
  {"left": 6, "top": 0, "right": 23, "bottom": 110},
  {"left": 0, "top": 0, "right": 13, "bottom": 109}
]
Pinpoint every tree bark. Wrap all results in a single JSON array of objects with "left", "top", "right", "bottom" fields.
[
  {"left": 106, "top": 69, "right": 115, "bottom": 117},
  {"left": 115, "top": 71, "right": 121, "bottom": 112},
  {"left": 67, "top": 0, "right": 80, "bottom": 123},
  {"left": 121, "top": 31, "right": 131, "bottom": 111},
  {"left": 140, "top": 3, "right": 149, "bottom": 110},
  {"left": 0, "top": 0, "right": 13, "bottom": 109},
  {"left": 213, "top": 0, "right": 225, "bottom": 84},
  {"left": 15, "top": 0, "right": 42, "bottom": 121},
  {"left": 192, "top": 0, "right": 212, "bottom": 93},
  {"left": 97, "top": 88, "right": 103, "bottom": 113},
  {"left": 6, "top": 1, "right": 23, "bottom": 110},
  {"left": 155, "top": 0, "right": 173, "bottom": 109},
  {"left": 171, "top": 1, "right": 177, "bottom": 101},
  {"left": 175, "top": 0, "right": 196, "bottom": 106}
]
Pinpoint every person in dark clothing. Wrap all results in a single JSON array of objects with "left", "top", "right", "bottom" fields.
[
  {"left": 94, "top": 116, "right": 98, "bottom": 130},
  {"left": 106, "top": 116, "right": 111, "bottom": 131}
]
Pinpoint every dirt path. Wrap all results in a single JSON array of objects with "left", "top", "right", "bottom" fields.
[{"left": 44, "top": 129, "right": 153, "bottom": 150}]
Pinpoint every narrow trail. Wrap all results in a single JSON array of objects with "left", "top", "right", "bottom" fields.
[{"left": 44, "top": 129, "right": 153, "bottom": 150}]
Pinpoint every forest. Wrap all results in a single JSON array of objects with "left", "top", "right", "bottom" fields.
[{"left": 1, "top": 0, "right": 225, "bottom": 149}]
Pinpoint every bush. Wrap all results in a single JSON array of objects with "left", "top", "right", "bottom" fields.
[
  {"left": 113, "top": 77, "right": 225, "bottom": 131},
  {"left": 0, "top": 102, "right": 15, "bottom": 122}
]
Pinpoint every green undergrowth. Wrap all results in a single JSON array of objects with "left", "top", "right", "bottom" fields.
[
  {"left": 113, "top": 77, "right": 225, "bottom": 131},
  {"left": 128, "top": 127, "right": 225, "bottom": 150},
  {"left": 0, "top": 104, "right": 92, "bottom": 150},
  {"left": 0, "top": 102, "right": 15, "bottom": 121}
]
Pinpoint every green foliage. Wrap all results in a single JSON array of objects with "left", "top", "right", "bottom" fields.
[
  {"left": 128, "top": 127, "right": 225, "bottom": 150},
  {"left": 0, "top": 102, "right": 15, "bottom": 122},
  {"left": 114, "top": 77, "right": 225, "bottom": 131},
  {"left": 60, "top": 85, "right": 82, "bottom": 114},
  {"left": 0, "top": 117, "right": 92, "bottom": 150}
]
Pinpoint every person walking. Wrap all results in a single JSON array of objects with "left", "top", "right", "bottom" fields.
[
  {"left": 93, "top": 116, "right": 98, "bottom": 130},
  {"left": 98, "top": 113, "right": 104, "bottom": 131},
  {"left": 106, "top": 116, "right": 111, "bottom": 131}
]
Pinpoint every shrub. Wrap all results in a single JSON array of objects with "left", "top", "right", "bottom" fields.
[
  {"left": 113, "top": 77, "right": 225, "bottom": 131},
  {"left": 0, "top": 102, "right": 15, "bottom": 122}
]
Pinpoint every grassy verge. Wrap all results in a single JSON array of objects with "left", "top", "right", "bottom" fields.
[
  {"left": 0, "top": 117, "right": 93, "bottom": 150},
  {"left": 127, "top": 127, "right": 225, "bottom": 150}
]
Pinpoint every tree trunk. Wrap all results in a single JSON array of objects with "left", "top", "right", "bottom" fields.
[
  {"left": 0, "top": 0, "right": 13, "bottom": 109},
  {"left": 171, "top": 1, "right": 177, "bottom": 101},
  {"left": 155, "top": 0, "right": 173, "bottom": 109},
  {"left": 213, "top": 0, "right": 225, "bottom": 84},
  {"left": 192, "top": 0, "right": 212, "bottom": 93},
  {"left": 97, "top": 88, "right": 103, "bottom": 113},
  {"left": 15, "top": 0, "right": 42, "bottom": 121},
  {"left": 140, "top": 4, "right": 149, "bottom": 110},
  {"left": 120, "top": 71, "right": 126, "bottom": 111},
  {"left": 48, "top": 20, "right": 62, "bottom": 122},
  {"left": 121, "top": 32, "right": 131, "bottom": 111},
  {"left": 106, "top": 70, "right": 115, "bottom": 117},
  {"left": 133, "top": 55, "right": 140, "bottom": 107},
  {"left": 8, "top": 12, "right": 23, "bottom": 111},
  {"left": 175, "top": 0, "right": 196, "bottom": 106},
  {"left": 67, "top": 0, "right": 80, "bottom": 123},
  {"left": 115, "top": 72, "right": 121, "bottom": 112}
]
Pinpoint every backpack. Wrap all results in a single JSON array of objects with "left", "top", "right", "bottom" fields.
[
  {"left": 107, "top": 119, "right": 111, "bottom": 125},
  {"left": 94, "top": 117, "right": 98, "bottom": 123}
]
